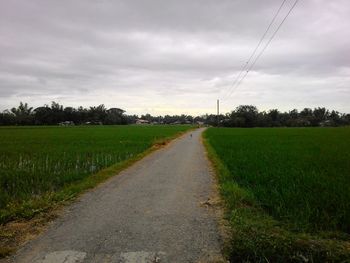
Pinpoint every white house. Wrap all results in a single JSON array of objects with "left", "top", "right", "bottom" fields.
[{"left": 136, "top": 119, "right": 150, "bottom": 124}]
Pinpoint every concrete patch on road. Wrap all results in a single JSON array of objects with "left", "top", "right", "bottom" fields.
[
  {"left": 119, "top": 251, "right": 166, "bottom": 263},
  {"left": 36, "top": 250, "right": 86, "bottom": 263}
]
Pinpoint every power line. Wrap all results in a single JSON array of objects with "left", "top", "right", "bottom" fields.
[
  {"left": 223, "top": 0, "right": 287, "bottom": 100},
  {"left": 223, "top": 0, "right": 299, "bottom": 108}
]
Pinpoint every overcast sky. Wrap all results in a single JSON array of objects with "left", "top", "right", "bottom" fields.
[{"left": 0, "top": 0, "right": 349, "bottom": 115}]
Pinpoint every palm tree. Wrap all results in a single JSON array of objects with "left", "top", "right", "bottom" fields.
[{"left": 10, "top": 102, "right": 33, "bottom": 125}]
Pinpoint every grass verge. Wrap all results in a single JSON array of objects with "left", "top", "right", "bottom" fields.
[
  {"left": 203, "top": 131, "right": 350, "bottom": 263},
  {"left": 0, "top": 128, "right": 191, "bottom": 259}
]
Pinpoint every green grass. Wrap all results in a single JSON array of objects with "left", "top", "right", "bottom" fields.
[
  {"left": 204, "top": 127, "right": 350, "bottom": 262},
  {"left": 0, "top": 125, "right": 192, "bottom": 223}
]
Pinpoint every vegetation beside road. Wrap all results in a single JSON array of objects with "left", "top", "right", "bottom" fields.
[
  {"left": 204, "top": 127, "right": 350, "bottom": 262},
  {"left": 0, "top": 125, "right": 192, "bottom": 224}
]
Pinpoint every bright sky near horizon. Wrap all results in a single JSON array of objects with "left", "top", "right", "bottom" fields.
[{"left": 0, "top": 0, "right": 349, "bottom": 116}]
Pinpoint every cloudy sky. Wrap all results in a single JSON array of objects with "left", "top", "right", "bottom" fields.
[{"left": 0, "top": 0, "right": 349, "bottom": 115}]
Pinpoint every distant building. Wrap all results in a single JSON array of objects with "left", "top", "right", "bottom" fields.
[
  {"left": 136, "top": 119, "right": 150, "bottom": 124},
  {"left": 84, "top": 121, "right": 103, "bottom": 125},
  {"left": 320, "top": 120, "right": 332, "bottom": 127},
  {"left": 59, "top": 121, "right": 74, "bottom": 126}
]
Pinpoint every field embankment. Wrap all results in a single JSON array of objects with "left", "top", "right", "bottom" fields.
[
  {"left": 0, "top": 125, "right": 192, "bottom": 224},
  {"left": 204, "top": 127, "right": 350, "bottom": 262}
]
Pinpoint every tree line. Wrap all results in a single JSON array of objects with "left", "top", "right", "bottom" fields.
[
  {"left": 0, "top": 102, "right": 198, "bottom": 126},
  {"left": 214, "top": 105, "right": 350, "bottom": 127},
  {"left": 0, "top": 102, "right": 349, "bottom": 127},
  {"left": 0, "top": 102, "right": 128, "bottom": 125}
]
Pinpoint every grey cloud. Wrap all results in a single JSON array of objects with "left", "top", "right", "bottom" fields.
[{"left": 0, "top": 0, "right": 349, "bottom": 114}]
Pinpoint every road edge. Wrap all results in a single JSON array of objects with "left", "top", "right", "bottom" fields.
[
  {"left": 200, "top": 129, "right": 231, "bottom": 262},
  {"left": 0, "top": 127, "right": 196, "bottom": 260}
]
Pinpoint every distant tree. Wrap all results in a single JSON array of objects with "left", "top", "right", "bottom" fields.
[
  {"left": 284, "top": 109, "right": 299, "bottom": 127},
  {"left": 88, "top": 104, "right": 107, "bottom": 124},
  {"left": 300, "top": 108, "right": 313, "bottom": 117},
  {"left": 344, "top": 114, "right": 350, "bottom": 124},
  {"left": 204, "top": 114, "right": 224, "bottom": 126},
  {"left": 229, "top": 105, "right": 259, "bottom": 127},
  {"left": 296, "top": 108, "right": 313, "bottom": 126},
  {"left": 256, "top": 111, "right": 268, "bottom": 127},
  {"left": 76, "top": 106, "right": 89, "bottom": 124},
  {"left": 289, "top": 109, "right": 299, "bottom": 119},
  {"left": 328, "top": 110, "right": 342, "bottom": 126},
  {"left": 313, "top": 107, "right": 329, "bottom": 126},
  {"left": 10, "top": 102, "right": 34, "bottom": 125},
  {"left": 63, "top": 107, "right": 78, "bottom": 123},
  {"left": 33, "top": 105, "right": 52, "bottom": 125},
  {"left": 0, "top": 110, "right": 16, "bottom": 125},
  {"left": 141, "top": 113, "right": 153, "bottom": 122},
  {"left": 105, "top": 108, "right": 126, "bottom": 124},
  {"left": 50, "top": 102, "right": 65, "bottom": 124},
  {"left": 268, "top": 109, "right": 282, "bottom": 127},
  {"left": 126, "top": 114, "right": 138, "bottom": 124}
]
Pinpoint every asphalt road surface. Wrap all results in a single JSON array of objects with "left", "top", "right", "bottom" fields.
[{"left": 10, "top": 128, "right": 222, "bottom": 263}]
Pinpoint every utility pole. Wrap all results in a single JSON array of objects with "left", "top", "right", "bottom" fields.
[{"left": 217, "top": 99, "right": 219, "bottom": 127}]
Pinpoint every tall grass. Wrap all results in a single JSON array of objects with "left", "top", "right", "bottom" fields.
[
  {"left": 0, "top": 125, "right": 191, "bottom": 215},
  {"left": 205, "top": 127, "right": 350, "bottom": 233}
]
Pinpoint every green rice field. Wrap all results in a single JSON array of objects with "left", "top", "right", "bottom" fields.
[
  {"left": 0, "top": 125, "right": 191, "bottom": 222},
  {"left": 204, "top": 127, "right": 350, "bottom": 261}
]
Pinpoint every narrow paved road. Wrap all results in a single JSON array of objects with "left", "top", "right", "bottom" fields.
[{"left": 10, "top": 128, "right": 222, "bottom": 263}]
